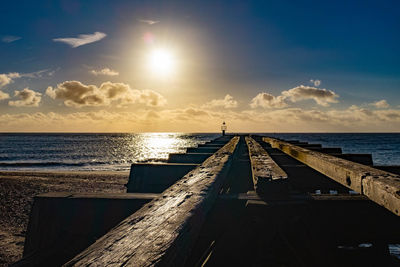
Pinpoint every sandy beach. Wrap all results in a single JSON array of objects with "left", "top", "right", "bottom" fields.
[{"left": 0, "top": 170, "right": 129, "bottom": 266}]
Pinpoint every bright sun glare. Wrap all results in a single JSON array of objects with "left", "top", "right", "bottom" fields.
[{"left": 148, "top": 48, "right": 175, "bottom": 77}]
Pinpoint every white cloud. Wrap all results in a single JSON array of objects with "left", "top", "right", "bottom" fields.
[
  {"left": 0, "top": 72, "right": 20, "bottom": 88},
  {"left": 250, "top": 92, "right": 287, "bottom": 108},
  {"left": 90, "top": 68, "right": 119, "bottom": 76},
  {"left": 204, "top": 94, "right": 238, "bottom": 109},
  {"left": 2, "top": 35, "right": 21, "bottom": 43},
  {"left": 8, "top": 88, "right": 41, "bottom": 107},
  {"left": 46, "top": 80, "right": 166, "bottom": 107},
  {"left": 21, "top": 69, "right": 56, "bottom": 78},
  {"left": 53, "top": 32, "right": 107, "bottom": 48},
  {"left": 310, "top": 79, "right": 321, "bottom": 87},
  {"left": 282, "top": 85, "right": 339, "bottom": 106},
  {"left": 371, "top": 99, "right": 389, "bottom": 109},
  {"left": 138, "top": 19, "right": 160, "bottom": 25}
]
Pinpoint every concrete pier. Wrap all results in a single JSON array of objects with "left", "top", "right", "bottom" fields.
[
  {"left": 19, "top": 192, "right": 157, "bottom": 267},
  {"left": 126, "top": 163, "right": 199, "bottom": 193},
  {"left": 167, "top": 152, "right": 214, "bottom": 163}
]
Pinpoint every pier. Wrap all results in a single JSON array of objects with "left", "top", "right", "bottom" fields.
[{"left": 15, "top": 135, "right": 400, "bottom": 266}]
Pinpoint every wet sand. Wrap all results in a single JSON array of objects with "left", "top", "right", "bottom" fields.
[{"left": 0, "top": 170, "right": 129, "bottom": 266}]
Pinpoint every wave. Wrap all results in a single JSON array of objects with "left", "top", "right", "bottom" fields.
[
  {"left": 0, "top": 160, "right": 124, "bottom": 167},
  {"left": 0, "top": 158, "right": 168, "bottom": 168},
  {"left": 0, "top": 162, "right": 90, "bottom": 167}
]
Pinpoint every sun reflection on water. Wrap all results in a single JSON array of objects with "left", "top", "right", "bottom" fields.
[
  {"left": 0, "top": 133, "right": 220, "bottom": 171},
  {"left": 140, "top": 133, "right": 187, "bottom": 160}
]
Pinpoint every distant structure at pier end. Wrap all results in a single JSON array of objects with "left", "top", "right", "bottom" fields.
[{"left": 221, "top": 121, "right": 227, "bottom": 136}]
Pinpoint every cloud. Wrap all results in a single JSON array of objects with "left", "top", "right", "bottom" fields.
[
  {"left": 90, "top": 68, "right": 119, "bottom": 76},
  {"left": 21, "top": 69, "right": 56, "bottom": 78},
  {"left": 251, "top": 85, "right": 338, "bottom": 108},
  {"left": 2, "top": 35, "right": 21, "bottom": 43},
  {"left": 0, "top": 91, "right": 10, "bottom": 100},
  {"left": 371, "top": 99, "right": 389, "bottom": 109},
  {"left": 204, "top": 94, "right": 238, "bottom": 109},
  {"left": 0, "top": 72, "right": 20, "bottom": 88},
  {"left": 250, "top": 92, "right": 287, "bottom": 108},
  {"left": 0, "top": 69, "right": 57, "bottom": 100},
  {"left": 2, "top": 105, "right": 400, "bottom": 132},
  {"left": 53, "top": 32, "right": 106, "bottom": 48},
  {"left": 8, "top": 88, "right": 41, "bottom": 107},
  {"left": 0, "top": 69, "right": 55, "bottom": 89},
  {"left": 138, "top": 19, "right": 160, "bottom": 25},
  {"left": 310, "top": 79, "right": 321, "bottom": 87},
  {"left": 282, "top": 85, "right": 339, "bottom": 106},
  {"left": 136, "top": 89, "right": 167, "bottom": 107},
  {"left": 46, "top": 80, "right": 166, "bottom": 107}
]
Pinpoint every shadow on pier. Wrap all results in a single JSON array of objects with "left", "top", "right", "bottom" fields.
[{"left": 14, "top": 135, "right": 400, "bottom": 267}]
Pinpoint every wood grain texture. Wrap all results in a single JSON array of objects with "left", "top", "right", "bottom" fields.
[
  {"left": 64, "top": 136, "right": 239, "bottom": 267},
  {"left": 245, "top": 136, "right": 288, "bottom": 196},
  {"left": 263, "top": 137, "right": 400, "bottom": 216}
]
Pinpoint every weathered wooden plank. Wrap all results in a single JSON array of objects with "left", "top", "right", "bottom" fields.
[
  {"left": 245, "top": 136, "right": 288, "bottom": 197},
  {"left": 65, "top": 136, "right": 239, "bottom": 267},
  {"left": 263, "top": 137, "right": 400, "bottom": 216}
]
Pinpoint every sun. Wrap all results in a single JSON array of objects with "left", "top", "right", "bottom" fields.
[{"left": 148, "top": 48, "right": 175, "bottom": 77}]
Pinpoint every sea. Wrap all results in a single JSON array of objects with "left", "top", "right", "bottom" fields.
[
  {"left": 0, "top": 133, "right": 399, "bottom": 171},
  {"left": 1, "top": 132, "right": 400, "bottom": 257}
]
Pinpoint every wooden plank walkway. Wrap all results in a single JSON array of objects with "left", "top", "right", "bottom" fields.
[
  {"left": 245, "top": 136, "right": 288, "bottom": 197},
  {"left": 263, "top": 137, "right": 400, "bottom": 216},
  {"left": 15, "top": 134, "right": 400, "bottom": 266},
  {"left": 64, "top": 136, "right": 239, "bottom": 266}
]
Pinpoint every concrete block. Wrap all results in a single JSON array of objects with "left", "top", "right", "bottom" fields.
[
  {"left": 296, "top": 144, "right": 322, "bottom": 148},
  {"left": 20, "top": 192, "right": 157, "bottom": 266},
  {"left": 198, "top": 144, "right": 224, "bottom": 148},
  {"left": 126, "top": 163, "right": 199, "bottom": 193},
  {"left": 186, "top": 147, "right": 220, "bottom": 153},
  {"left": 167, "top": 153, "right": 213, "bottom": 163},
  {"left": 336, "top": 154, "right": 373, "bottom": 165}
]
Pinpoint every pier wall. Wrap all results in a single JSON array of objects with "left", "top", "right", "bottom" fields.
[
  {"left": 20, "top": 192, "right": 157, "bottom": 266},
  {"left": 126, "top": 163, "right": 199, "bottom": 193}
]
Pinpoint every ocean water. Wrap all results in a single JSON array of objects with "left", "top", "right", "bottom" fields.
[
  {"left": 0, "top": 133, "right": 219, "bottom": 171},
  {"left": 0, "top": 133, "right": 399, "bottom": 171},
  {"left": 266, "top": 133, "right": 400, "bottom": 166}
]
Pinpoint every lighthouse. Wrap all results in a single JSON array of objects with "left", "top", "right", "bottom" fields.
[{"left": 221, "top": 121, "right": 227, "bottom": 136}]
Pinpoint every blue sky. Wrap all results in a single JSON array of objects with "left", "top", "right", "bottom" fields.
[{"left": 0, "top": 0, "right": 399, "bottom": 132}]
